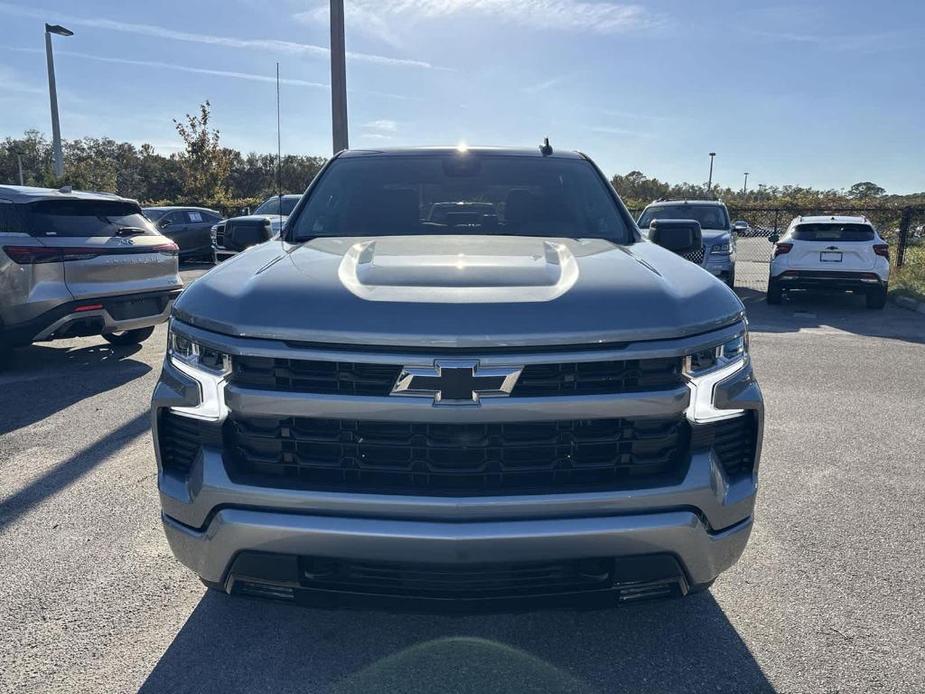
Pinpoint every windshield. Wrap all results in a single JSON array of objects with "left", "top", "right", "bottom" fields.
[
  {"left": 254, "top": 196, "right": 299, "bottom": 216},
  {"left": 288, "top": 155, "right": 630, "bottom": 243},
  {"left": 25, "top": 200, "right": 156, "bottom": 237},
  {"left": 792, "top": 223, "right": 875, "bottom": 242},
  {"left": 638, "top": 204, "right": 730, "bottom": 231}
]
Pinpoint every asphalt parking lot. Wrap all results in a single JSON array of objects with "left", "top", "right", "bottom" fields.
[{"left": 2, "top": 265, "right": 924, "bottom": 693}]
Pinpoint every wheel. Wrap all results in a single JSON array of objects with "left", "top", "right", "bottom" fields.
[
  {"left": 766, "top": 278, "right": 783, "bottom": 304},
  {"left": 102, "top": 326, "right": 155, "bottom": 345},
  {"left": 725, "top": 268, "right": 736, "bottom": 289},
  {"left": 866, "top": 285, "right": 887, "bottom": 309}
]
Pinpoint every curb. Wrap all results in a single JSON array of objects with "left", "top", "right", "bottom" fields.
[{"left": 893, "top": 294, "right": 925, "bottom": 314}]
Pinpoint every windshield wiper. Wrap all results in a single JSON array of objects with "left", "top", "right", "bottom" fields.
[{"left": 116, "top": 226, "right": 148, "bottom": 237}]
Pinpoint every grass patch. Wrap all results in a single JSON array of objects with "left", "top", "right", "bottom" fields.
[{"left": 891, "top": 243, "right": 925, "bottom": 302}]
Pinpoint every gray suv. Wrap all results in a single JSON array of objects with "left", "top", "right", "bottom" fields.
[
  {"left": 152, "top": 147, "right": 763, "bottom": 606},
  {"left": 0, "top": 186, "right": 182, "bottom": 354}
]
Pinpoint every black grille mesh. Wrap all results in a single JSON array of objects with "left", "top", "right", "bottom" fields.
[
  {"left": 224, "top": 416, "right": 689, "bottom": 495},
  {"left": 158, "top": 412, "right": 205, "bottom": 474},
  {"left": 231, "top": 356, "right": 682, "bottom": 397},
  {"left": 691, "top": 413, "right": 757, "bottom": 478}
]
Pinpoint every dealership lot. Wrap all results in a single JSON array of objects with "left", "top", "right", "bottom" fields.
[{"left": 1, "top": 266, "right": 924, "bottom": 693}]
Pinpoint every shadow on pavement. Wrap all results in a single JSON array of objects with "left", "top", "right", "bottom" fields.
[
  {"left": 0, "top": 411, "right": 149, "bottom": 528},
  {"left": 738, "top": 286, "right": 925, "bottom": 344},
  {"left": 140, "top": 590, "right": 773, "bottom": 693},
  {"left": 0, "top": 342, "right": 151, "bottom": 435}
]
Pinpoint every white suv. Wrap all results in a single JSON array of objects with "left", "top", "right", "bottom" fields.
[{"left": 767, "top": 215, "right": 889, "bottom": 308}]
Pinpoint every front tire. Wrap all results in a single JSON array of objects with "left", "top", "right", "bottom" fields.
[
  {"left": 766, "top": 277, "right": 783, "bottom": 304},
  {"left": 866, "top": 285, "right": 887, "bottom": 309},
  {"left": 725, "top": 267, "right": 736, "bottom": 289},
  {"left": 102, "top": 326, "right": 155, "bottom": 345}
]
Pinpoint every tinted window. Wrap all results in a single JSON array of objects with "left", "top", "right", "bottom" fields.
[
  {"left": 144, "top": 208, "right": 168, "bottom": 222},
  {"left": 289, "top": 155, "right": 629, "bottom": 242},
  {"left": 254, "top": 197, "right": 299, "bottom": 216},
  {"left": 638, "top": 204, "right": 730, "bottom": 230},
  {"left": 24, "top": 200, "right": 155, "bottom": 238},
  {"left": 791, "top": 223, "right": 875, "bottom": 242}
]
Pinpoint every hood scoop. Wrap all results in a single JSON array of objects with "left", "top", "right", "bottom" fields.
[{"left": 337, "top": 235, "right": 579, "bottom": 303}]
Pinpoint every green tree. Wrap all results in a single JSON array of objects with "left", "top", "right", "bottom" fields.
[
  {"left": 847, "top": 181, "right": 886, "bottom": 199},
  {"left": 173, "top": 100, "right": 232, "bottom": 204}
]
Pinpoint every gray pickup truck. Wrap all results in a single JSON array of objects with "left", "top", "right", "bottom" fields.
[{"left": 152, "top": 146, "right": 764, "bottom": 607}]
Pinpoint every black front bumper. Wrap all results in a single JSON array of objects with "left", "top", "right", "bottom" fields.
[{"left": 218, "top": 551, "right": 693, "bottom": 611}]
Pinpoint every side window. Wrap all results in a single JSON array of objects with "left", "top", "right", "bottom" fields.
[{"left": 163, "top": 211, "right": 185, "bottom": 226}]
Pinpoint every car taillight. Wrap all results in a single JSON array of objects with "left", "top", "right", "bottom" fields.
[
  {"left": 773, "top": 243, "right": 792, "bottom": 258},
  {"left": 873, "top": 244, "right": 889, "bottom": 259},
  {"left": 3, "top": 243, "right": 178, "bottom": 264}
]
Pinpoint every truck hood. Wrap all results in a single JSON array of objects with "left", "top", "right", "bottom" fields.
[
  {"left": 175, "top": 235, "right": 744, "bottom": 348},
  {"left": 225, "top": 214, "right": 287, "bottom": 229}
]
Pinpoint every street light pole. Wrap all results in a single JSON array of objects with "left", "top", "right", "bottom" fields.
[
  {"left": 44, "top": 23, "right": 73, "bottom": 179},
  {"left": 743, "top": 172, "right": 749, "bottom": 194},
  {"left": 17, "top": 153, "right": 24, "bottom": 186},
  {"left": 329, "top": 0, "right": 349, "bottom": 154},
  {"left": 707, "top": 152, "right": 716, "bottom": 192}
]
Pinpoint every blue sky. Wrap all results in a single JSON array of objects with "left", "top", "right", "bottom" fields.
[{"left": 1, "top": 0, "right": 923, "bottom": 192}]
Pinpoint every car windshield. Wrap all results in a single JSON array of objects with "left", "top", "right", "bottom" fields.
[
  {"left": 143, "top": 209, "right": 168, "bottom": 221},
  {"left": 288, "top": 154, "right": 631, "bottom": 243},
  {"left": 25, "top": 200, "right": 155, "bottom": 237},
  {"left": 254, "top": 196, "right": 299, "bottom": 216},
  {"left": 792, "top": 223, "right": 875, "bottom": 242},
  {"left": 638, "top": 204, "right": 730, "bottom": 230}
]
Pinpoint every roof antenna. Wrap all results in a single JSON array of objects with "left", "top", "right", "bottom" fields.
[
  {"left": 276, "top": 62, "right": 282, "bottom": 221},
  {"left": 539, "top": 137, "right": 553, "bottom": 156}
]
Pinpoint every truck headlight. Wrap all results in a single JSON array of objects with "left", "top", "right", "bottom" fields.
[
  {"left": 167, "top": 325, "right": 231, "bottom": 421},
  {"left": 683, "top": 332, "right": 748, "bottom": 422},
  {"left": 710, "top": 240, "right": 732, "bottom": 255}
]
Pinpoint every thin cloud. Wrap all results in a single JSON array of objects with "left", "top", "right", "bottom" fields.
[
  {"left": 745, "top": 28, "right": 901, "bottom": 53},
  {"left": 0, "top": 65, "right": 44, "bottom": 95},
  {"left": 0, "top": 1, "right": 439, "bottom": 69},
  {"left": 601, "top": 108, "right": 679, "bottom": 122},
  {"left": 10, "top": 48, "right": 329, "bottom": 89},
  {"left": 522, "top": 75, "right": 568, "bottom": 95},
  {"left": 363, "top": 119, "right": 399, "bottom": 133},
  {"left": 317, "top": 0, "right": 665, "bottom": 35},
  {"left": 591, "top": 126, "right": 651, "bottom": 137}
]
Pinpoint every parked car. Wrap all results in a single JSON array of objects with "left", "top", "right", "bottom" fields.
[
  {"left": 767, "top": 215, "right": 890, "bottom": 308},
  {"left": 152, "top": 146, "right": 764, "bottom": 606},
  {"left": 210, "top": 194, "right": 301, "bottom": 262},
  {"left": 0, "top": 185, "right": 182, "bottom": 356},
  {"left": 637, "top": 200, "right": 737, "bottom": 287},
  {"left": 732, "top": 219, "right": 754, "bottom": 236},
  {"left": 144, "top": 206, "right": 223, "bottom": 261}
]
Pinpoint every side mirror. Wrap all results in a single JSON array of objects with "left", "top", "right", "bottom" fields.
[
  {"left": 768, "top": 233, "right": 780, "bottom": 243},
  {"left": 226, "top": 219, "right": 272, "bottom": 251},
  {"left": 648, "top": 219, "right": 703, "bottom": 256}
]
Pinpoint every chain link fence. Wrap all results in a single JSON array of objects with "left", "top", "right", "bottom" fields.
[{"left": 630, "top": 204, "right": 925, "bottom": 293}]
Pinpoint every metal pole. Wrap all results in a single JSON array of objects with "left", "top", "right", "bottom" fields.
[
  {"left": 17, "top": 154, "right": 25, "bottom": 186},
  {"left": 707, "top": 152, "right": 716, "bottom": 192},
  {"left": 743, "top": 172, "right": 749, "bottom": 194},
  {"left": 330, "top": 0, "right": 349, "bottom": 153},
  {"left": 45, "top": 28, "right": 64, "bottom": 178}
]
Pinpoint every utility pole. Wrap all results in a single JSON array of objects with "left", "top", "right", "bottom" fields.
[
  {"left": 743, "top": 172, "right": 749, "bottom": 194},
  {"left": 329, "top": 0, "right": 349, "bottom": 153},
  {"left": 44, "top": 23, "right": 73, "bottom": 179},
  {"left": 707, "top": 152, "right": 716, "bottom": 192},
  {"left": 16, "top": 152, "right": 25, "bottom": 186}
]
